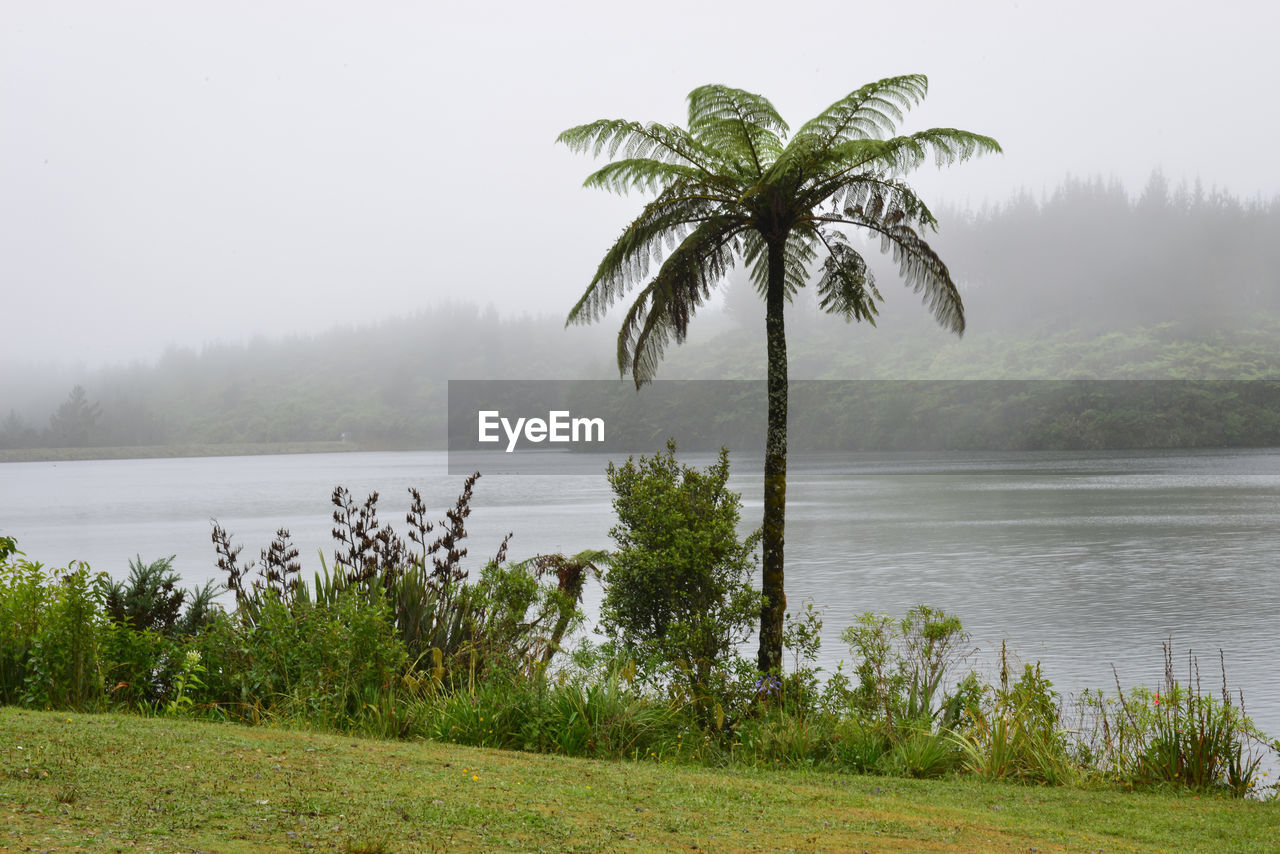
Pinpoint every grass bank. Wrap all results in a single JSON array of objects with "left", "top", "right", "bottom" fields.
[{"left": 2, "top": 709, "right": 1276, "bottom": 853}]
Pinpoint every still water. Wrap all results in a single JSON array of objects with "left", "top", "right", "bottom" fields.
[{"left": 3, "top": 448, "right": 1278, "bottom": 737}]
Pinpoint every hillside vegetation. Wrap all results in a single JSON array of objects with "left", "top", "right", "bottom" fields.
[{"left": 3, "top": 174, "right": 1277, "bottom": 455}]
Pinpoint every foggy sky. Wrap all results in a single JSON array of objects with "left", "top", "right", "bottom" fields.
[{"left": 3, "top": 0, "right": 1277, "bottom": 370}]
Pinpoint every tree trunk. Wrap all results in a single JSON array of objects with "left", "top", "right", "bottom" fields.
[{"left": 757, "top": 238, "right": 788, "bottom": 673}]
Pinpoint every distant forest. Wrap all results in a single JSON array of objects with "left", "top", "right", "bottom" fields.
[{"left": 3, "top": 174, "right": 1278, "bottom": 455}]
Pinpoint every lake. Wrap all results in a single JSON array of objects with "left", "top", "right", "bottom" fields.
[{"left": 3, "top": 447, "right": 1278, "bottom": 740}]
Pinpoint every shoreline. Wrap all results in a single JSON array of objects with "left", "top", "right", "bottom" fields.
[{"left": 0, "top": 441, "right": 442, "bottom": 464}]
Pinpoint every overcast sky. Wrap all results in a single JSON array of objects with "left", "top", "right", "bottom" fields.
[{"left": 3, "top": 0, "right": 1277, "bottom": 369}]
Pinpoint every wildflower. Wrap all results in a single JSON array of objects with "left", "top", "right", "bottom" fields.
[
  {"left": 1154, "top": 692, "right": 1160, "bottom": 706},
  {"left": 754, "top": 675, "right": 783, "bottom": 698}
]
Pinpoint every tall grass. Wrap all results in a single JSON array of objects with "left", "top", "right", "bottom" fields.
[
  {"left": 951, "top": 645, "right": 1076, "bottom": 785},
  {"left": 3, "top": 508, "right": 1277, "bottom": 800},
  {"left": 1073, "top": 643, "right": 1277, "bottom": 797}
]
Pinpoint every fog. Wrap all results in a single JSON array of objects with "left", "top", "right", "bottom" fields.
[{"left": 3, "top": 0, "right": 1277, "bottom": 374}]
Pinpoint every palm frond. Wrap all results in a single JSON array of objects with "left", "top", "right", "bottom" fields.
[
  {"left": 813, "top": 229, "right": 882, "bottom": 324},
  {"left": 566, "top": 189, "right": 726, "bottom": 325},
  {"left": 563, "top": 78, "right": 993, "bottom": 351},
  {"left": 581, "top": 158, "right": 711, "bottom": 196},
  {"left": 826, "top": 128, "right": 1002, "bottom": 179},
  {"left": 837, "top": 201, "right": 965, "bottom": 334},
  {"left": 790, "top": 75, "right": 929, "bottom": 151},
  {"left": 687, "top": 85, "right": 788, "bottom": 176},
  {"left": 811, "top": 175, "right": 939, "bottom": 232},
  {"left": 617, "top": 217, "right": 743, "bottom": 384},
  {"left": 557, "top": 120, "right": 720, "bottom": 175},
  {"left": 906, "top": 128, "right": 1003, "bottom": 168}
]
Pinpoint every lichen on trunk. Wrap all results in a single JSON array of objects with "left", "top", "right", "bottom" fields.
[{"left": 758, "top": 238, "right": 788, "bottom": 673}]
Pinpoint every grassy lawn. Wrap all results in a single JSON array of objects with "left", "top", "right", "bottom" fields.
[{"left": 1, "top": 707, "right": 1275, "bottom": 853}]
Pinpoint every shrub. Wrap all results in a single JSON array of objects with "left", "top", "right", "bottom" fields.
[
  {"left": 468, "top": 552, "right": 600, "bottom": 679},
  {"left": 97, "top": 555, "right": 218, "bottom": 637},
  {"left": 98, "top": 621, "right": 174, "bottom": 709},
  {"left": 830, "top": 718, "right": 892, "bottom": 773},
  {"left": 952, "top": 645, "right": 1074, "bottom": 784},
  {"left": 21, "top": 562, "right": 104, "bottom": 710},
  {"left": 599, "top": 441, "right": 761, "bottom": 720},
  {"left": 776, "top": 600, "right": 828, "bottom": 718},
  {"left": 0, "top": 546, "right": 46, "bottom": 704},
  {"left": 733, "top": 707, "right": 837, "bottom": 768},
  {"left": 1074, "top": 643, "right": 1276, "bottom": 796},
  {"left": 417, "top": 670, "right": 536, "bottom": 750},
  {"left": 92, "top": 555, "right": 220, "bottom": 709},
  {"left": 840, "top": 605, "right": 970, "bottom": 731},
  {"left": 245, "top": 590, "right": 408, "bottom": 728},
  {"left": 215, "top": 473, "right": 592, "bottom": 687},
  {"left": 882, "top": 724, "right": 961, "bottom": 778}
]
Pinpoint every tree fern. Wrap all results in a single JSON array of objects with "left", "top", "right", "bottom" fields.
[{"left": 560, "top": 77, "right": 999, "bottom": 671}]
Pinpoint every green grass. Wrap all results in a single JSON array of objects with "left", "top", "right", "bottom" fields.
[{"left": 2, "top": 708, "right": 1276, "bottom": 853}]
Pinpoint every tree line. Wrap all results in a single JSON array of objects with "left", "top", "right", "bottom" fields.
[{"left": 2, "top": 175, "right": 1277, "bottom": 454}]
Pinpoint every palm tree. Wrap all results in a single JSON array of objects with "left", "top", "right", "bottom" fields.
[{"left": 559, "top": 75, "right": 1000, "bottom": 672}]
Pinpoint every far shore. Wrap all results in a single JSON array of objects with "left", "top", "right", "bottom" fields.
[{"left": 0, "top": 440, "right": 442, "bottom": 464}]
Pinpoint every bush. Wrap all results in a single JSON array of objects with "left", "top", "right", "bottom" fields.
[
  {"left": 230, "top": 590, "right": 408, "bottom": 728},
  {"left": 952, "top": 645, "right": 1074, "bottom": 784},
  {"left": 99, "top": 621, "right": 175, "bottom": 709},
  {"left": 1074, "top": 643, "right": 1276, "bottom": 796},
  {"left": 840, "top": 605, "right": 970, "bottom": 730},
  {"left": 216, "top": 473, "right": 594, "bottom": 689},
  {"left": 733, "top": 707, "right": 838, "bottom": 768},
  {"left": 21, "top": 562, "right": 104, "bottom": 710},
  {"left": 417, "top": 670, "right": 536, "bottom": 750},
  {"left": 540, "top": 667, "right": 684, "bottom": 759},
  {"left": 0, "top": 546, "right": 46, "bottom": 704},
  {"left": 97, "top": 555, "right": 218, "bottom": 637},
  {"left": 468, "top": 553, "right": 599, "bottom": 679},
  {"left": 92, "top": 555, "right": 220, "bottom": 709},
  {"left": 599, "top": 440, "right": 761, "bottom": 719}
]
